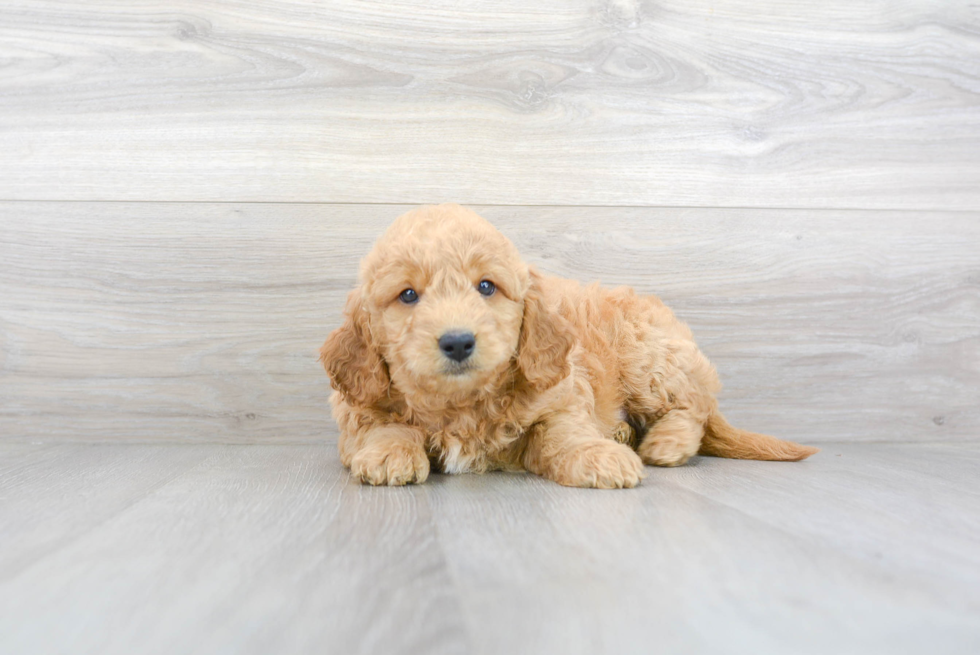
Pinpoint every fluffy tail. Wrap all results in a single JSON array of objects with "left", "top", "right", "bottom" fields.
[{"left": 699, "top": 412, "right": 818, "bottom": 461}]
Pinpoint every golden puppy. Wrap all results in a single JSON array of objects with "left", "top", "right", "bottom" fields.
[{"left": 321, "top": 204, "right": 817, "bottom": 488}]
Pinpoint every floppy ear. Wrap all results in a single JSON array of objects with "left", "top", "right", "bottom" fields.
[
  {"left": 319, "top": 288, "right": 389, "bottom": 406},
  {"left": 517, "top": 271, "right": 575, "bottom": 390}
]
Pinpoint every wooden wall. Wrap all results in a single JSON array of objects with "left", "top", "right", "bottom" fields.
[{"left": 1, "top": 1, "right": 978, "bottom": 443}]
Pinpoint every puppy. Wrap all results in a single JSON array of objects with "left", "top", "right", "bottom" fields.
[{"left": 320, "top": 204, "right": 817, "bottom": 488}]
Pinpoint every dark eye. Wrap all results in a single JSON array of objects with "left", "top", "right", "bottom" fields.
[
  {"left": 477, "top": 280, "right": 496, "bottom": 297},
  {"left": 398, "top": 288, "right": 419, "bottom": 304}
]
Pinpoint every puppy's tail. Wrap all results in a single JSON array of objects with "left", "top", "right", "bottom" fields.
[{"left": 699, "top": 411, "right": 818, "bottom": 461}]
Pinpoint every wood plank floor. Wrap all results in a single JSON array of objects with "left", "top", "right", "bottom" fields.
[
  {"left": 1, "top": 441, "right": 978, "bottom": 655},
  {"left": 1, "top": 1, "right": 978, "bottom": 207}
]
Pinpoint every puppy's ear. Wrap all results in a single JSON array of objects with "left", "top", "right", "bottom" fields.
[
  {"left": 319, "top": 288, "right": 389, "bottom": 406},
  {"left": 517, "top": 271, "right": 574, "bottom": 390}
]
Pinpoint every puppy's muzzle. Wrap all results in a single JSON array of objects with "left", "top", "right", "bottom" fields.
[{"left": 439, "top": 331, "right": 475, "bottom": 363}]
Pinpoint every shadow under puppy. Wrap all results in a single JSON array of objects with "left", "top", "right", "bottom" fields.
[{"left": 321, "top": 204, "right": 817, "bottom": 488}]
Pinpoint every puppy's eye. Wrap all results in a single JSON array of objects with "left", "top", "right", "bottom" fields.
[
  {"left": 398, "top": 288, "right": 419, "bottom": 304},
  {"left": 477, "top": 280, "right": 496, "bottom": 297}
]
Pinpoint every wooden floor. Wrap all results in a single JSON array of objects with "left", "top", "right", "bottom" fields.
[{"left": 1, "top": 441, "right": 978, "bottom": 654}]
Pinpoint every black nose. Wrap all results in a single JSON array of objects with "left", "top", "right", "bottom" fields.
[{"left": 438, "top": 332, "right": 476, "bottom": 362}]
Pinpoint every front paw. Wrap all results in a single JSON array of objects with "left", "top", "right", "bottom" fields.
[
  {"left": 554, "top": 440, "right": 644, "bottom": 489},
  {"left": 349, "top": 441, "right": 430, "bottom": 486}
]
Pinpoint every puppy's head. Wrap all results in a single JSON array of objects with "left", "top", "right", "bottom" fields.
[{"left": 321, "top": 204, "right": 572, "bottom": 405}]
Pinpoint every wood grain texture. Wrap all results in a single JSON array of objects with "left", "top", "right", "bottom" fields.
[
  {"left": 1, "top": 1, "right": 978, "bottom": 207},
  {"left": 657, "top": 442, "right": 980, "bottom": 596},
  {"left": 428, "top": 444, "right": 980, "bottom": 655},
  {"left": 1, "top": 442, "right": 978, "bottom": 654},
  {"left": 0, "top": 444, "right": 211, "bottom": 581},
  {"left": 0, "top": 443, "right": 470, "bottom": 655},
  {"left": 2, "top": 202, "right": 978, "bottom": 444}
]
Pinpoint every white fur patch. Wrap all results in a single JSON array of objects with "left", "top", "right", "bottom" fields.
[{"left": 441, "top": 442, "right": 470, "bottom": 474}]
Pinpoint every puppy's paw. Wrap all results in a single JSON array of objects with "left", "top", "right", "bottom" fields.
[
  {"left": 555, "top": 440, "right": 644, "bottom": 489},
  {"left": 638, "top": 433, "right": 699, "bottom": 467},
  {"left": 350, "top": 441, "right": 430, "bottom": 486},
  {"left": 638, "top": 413, "right": 702, "bottom": 467},
  {"left": 610, "top": 420, "right": 636, "bottom": 447}
]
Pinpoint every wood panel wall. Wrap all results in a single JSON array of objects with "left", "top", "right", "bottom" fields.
[{"left": 1, "top": 1, "right": 978, "bottom": 443}]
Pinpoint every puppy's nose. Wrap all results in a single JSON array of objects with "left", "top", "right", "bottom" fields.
[{"left": 438, "top": 332, "right": 476, "bottom": 362}]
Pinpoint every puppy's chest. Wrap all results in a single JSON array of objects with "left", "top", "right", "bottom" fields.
[{"left": 420, "top": 415, "right": 527, "bottom": 474}]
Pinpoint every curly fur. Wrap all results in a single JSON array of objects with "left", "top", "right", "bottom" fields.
[{"left": 320, "top": 204, "right": 818, "bottom": 488}]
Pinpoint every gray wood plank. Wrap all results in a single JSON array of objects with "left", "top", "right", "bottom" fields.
[
  {"left": 0, "top": 444, "right": 470, "bottom": 655},
  {"left": 2, "top": 442, "right": 978, "bottom": 654},
  {"left": 658, "top": 443, "right": 980, "bottom": 597},
  {"left": 1, "top": 1, "right": 978, "bottom": 207},
  {"left": 428, "top": 463, "right": 980, "bottom": 655},
  {"left": 0, "top": 443, "right": 50, "bottom": 474},
  {"left": 2, "top": 202, "right": 978, "bottom": 444},
  {"left": 0, "top": 444, "right": 213, "bottom": 581}
]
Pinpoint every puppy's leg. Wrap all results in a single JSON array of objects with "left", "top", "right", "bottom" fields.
[
  {"left": 344, "top": 424, "right": 430, "bottom": 486},
  {"left": 523, "top": 410, "right": 644, "bottom": 489},
  {"left": 624, "top": 328, "right": 719, "bottom": 467},
  {"left": 637, "top": 409, "right": 703, "bottom": 467}
]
